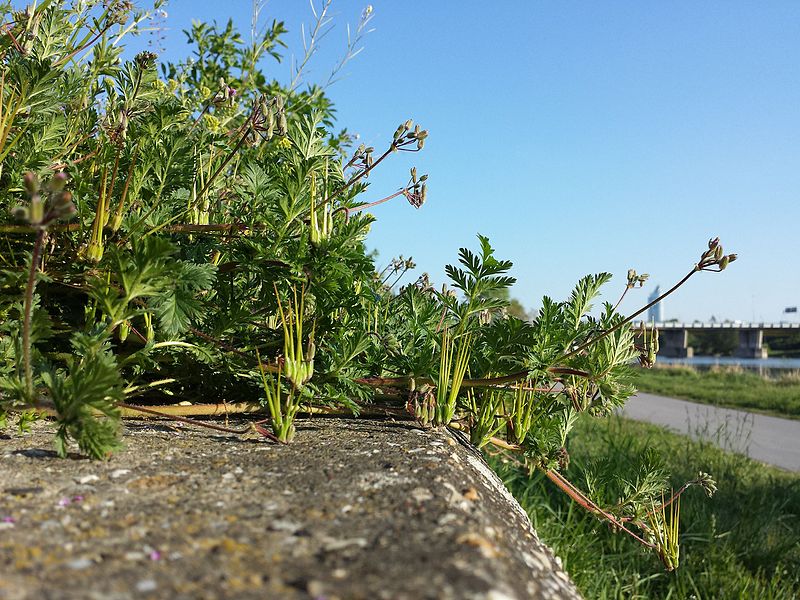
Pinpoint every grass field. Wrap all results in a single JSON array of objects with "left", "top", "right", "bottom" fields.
[
  {"left": 494, "top": 416, "right": 800, "bottom": 599},
  {"left": 633, "top": 365, "right": 800, "bottom": 419}
]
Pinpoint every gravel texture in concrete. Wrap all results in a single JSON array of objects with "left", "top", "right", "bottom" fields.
[{"left": 0, "top": 417, "right": 580, "bottom": 600}]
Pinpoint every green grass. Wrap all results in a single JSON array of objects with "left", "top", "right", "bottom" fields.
[
  {"left": 633, "top": 366, "right": 800, "bottom": 419},
  {"left": 494, "top": 416, "right": 800, "bottom": 599}
]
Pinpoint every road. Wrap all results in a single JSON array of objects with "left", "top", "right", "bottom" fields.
[{"left": 621, "top": 392, "right": 800, "bottom": 472}]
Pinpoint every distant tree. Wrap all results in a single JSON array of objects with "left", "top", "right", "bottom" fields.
[
  {"left": 483, "top": 287, "right": 529, "bottom": 320},
  {"left": 765, "top": 332, "right": 800, "bottom": 357},
  {"left": 689, "top": 320, "right": 738, "bottom": 356}
]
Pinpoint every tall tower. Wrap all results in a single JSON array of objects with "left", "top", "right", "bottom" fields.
[{"left": 647, "top": 286, "right": 663, "bottom": 322}]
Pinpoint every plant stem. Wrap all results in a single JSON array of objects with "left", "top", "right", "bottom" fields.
[
  {"left": 355, "top": 366, "right": 588, "bottom": 390},
  {"left": 558, "top": 268, "right": 696, "bottom": 363},
  {"left": 337, "top": 187, "right": 409, "bottom": 218},
  {"left": 611, "top": 285, "right": 631, "bottom": 313},
  {"left": 118, "top": 402, "right": 281, "bottom": 442},
  {"left": 22, "top": 228, "right": 46, "bottom": 400},
  {"left": 544, "top": 468, "right": 656, "bottom": 549},
  {"left": 326, "top": 145, "right": 396, "bottom": 207}
]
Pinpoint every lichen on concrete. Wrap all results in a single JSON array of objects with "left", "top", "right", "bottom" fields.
[{"left": 1, "top": 418, "right": 581, "bottom": 599}]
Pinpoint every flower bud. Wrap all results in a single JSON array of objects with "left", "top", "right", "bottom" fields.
[
  {"left": 51, "top": 191, "right": 76, "bottom": 219},
  {"left": 49, "top": 172, "right": 68, "bottom": 192},
  {"left": 23, "top": 172, "right": 39, "bottom": 195}
]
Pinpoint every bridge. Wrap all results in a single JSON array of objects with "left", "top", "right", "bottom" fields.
[{"left": 631, "top": 321, "right": 800, "bottom": 359}]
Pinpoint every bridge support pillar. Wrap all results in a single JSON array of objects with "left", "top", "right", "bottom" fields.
[
  {"left": 736, "top": 329, "right": 768, "bottom": 358},
  {"left": 658, "top": 329, "right": 693, "bottom": 358}
]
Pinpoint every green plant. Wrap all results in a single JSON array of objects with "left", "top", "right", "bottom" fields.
[
  {"left": 0, "top": 0, "right": 739, "bottom": 570},
  {"left": 495, "top": 416, "right": 800, "bottom": 598}
]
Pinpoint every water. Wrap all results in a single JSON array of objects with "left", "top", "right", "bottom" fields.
[{"left": 657, "top": 355, "right": 800, "bottom": 374}]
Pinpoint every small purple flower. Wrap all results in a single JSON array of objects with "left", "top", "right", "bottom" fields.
[
  {"left": 58, "top": 497, "right": 71, "bottom": 507},
  {"left": 1, "top": 516, "right": 15, "bottom": 523},
  {"left": 149, "top": 550, "right": 161, "bottom": 561},
  {"left": 71, "top": 495, "right": 84, "bottom": 503}
]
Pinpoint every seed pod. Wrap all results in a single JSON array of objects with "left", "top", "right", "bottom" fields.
[
  {"left": 714, "top": 245, "right": 723, "bottom": 260},
  {"left": 404, "top": 119, "right": 413, "bottom": 130},
  {"left": 708, "top": 237, "right": 719, "bottom": 249},
  {"left": 719, "top": 255, "right": 729, "bottom": 270},
  {"left": 275, "top": 95, "right": 284, "bottom": 111},
  {"left": 118, "top": 321, "right": 130, "bottom": 343},
  {"left": 410, "top": 167, "right": 417, "bottom": 182},
  {"left": 394, "top": 125, "right": 405, "bottom": 140},
  {"left": 728, "top": 253, "right": 737, "bottom": 263},
  {"left": 419, "top": 174, "right": 428, "bottom": 182},
  {"left": 420, "top": 184, "right": 427, "bottom": 204},
  {"left": 417, "top": 138, "right": 425, "bottom": 150},
  {"left": 278, "top": 113, "right": 288, "bottom": 136}
]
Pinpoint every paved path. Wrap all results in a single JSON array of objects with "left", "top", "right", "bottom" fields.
[{"left": 621, "top": 393, "right": 800, "bottom": 472}]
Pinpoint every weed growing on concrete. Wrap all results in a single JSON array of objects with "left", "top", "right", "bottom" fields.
[{"left": 0, "top": 0, "right": 737, "bottom": 570}]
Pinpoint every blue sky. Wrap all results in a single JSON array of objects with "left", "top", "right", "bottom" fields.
[{"left": 135, "top": 1, "right": 799, "bottom": 322}]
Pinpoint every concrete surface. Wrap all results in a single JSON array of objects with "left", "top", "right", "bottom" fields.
[{"left": 0, "top": 417, "right": 581, "bottom": 600}]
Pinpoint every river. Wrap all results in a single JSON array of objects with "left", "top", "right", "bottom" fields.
[{"left": 657, "top": 355, "right": 800, "bottom": 374}]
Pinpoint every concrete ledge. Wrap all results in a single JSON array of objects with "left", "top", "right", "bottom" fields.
[{"left": 1, "top": 418, "right": 581, "bottom": 599}]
